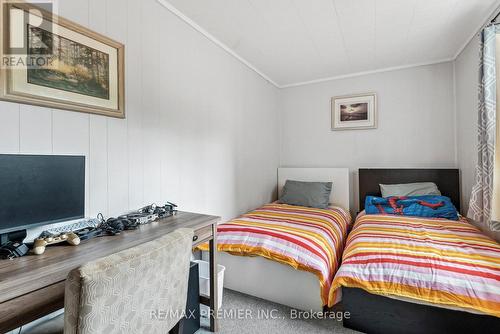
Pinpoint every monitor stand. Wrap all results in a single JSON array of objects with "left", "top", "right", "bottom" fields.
[{"left": 0, "top": 230, "right": 27, "bottom": 246}]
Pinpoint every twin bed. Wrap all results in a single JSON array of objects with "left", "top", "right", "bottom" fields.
[
  {"left": 204, "top": 168, "right": 500, "bottom": 333},
  {"left": 203, "top": 168, "right": 351, "bottom": 311},
  {"left": 338, "top": 169, "right": 500, "bottom": 334}
]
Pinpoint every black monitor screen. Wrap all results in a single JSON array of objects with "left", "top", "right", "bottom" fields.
[{"left": 0, "top": 154, "right": 85, "bottom": 233}]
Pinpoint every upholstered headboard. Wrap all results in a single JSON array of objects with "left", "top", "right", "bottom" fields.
[
  {"left": 278, "top": 168, "right": 350, "bottom": 210},
  {"left": 358, "top": 168, "right": 460, "bottom": 212}
]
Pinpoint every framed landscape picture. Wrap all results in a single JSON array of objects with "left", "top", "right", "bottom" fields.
[
  {"left": 331, "top": 93, "right": 377, "bottom": 130},
  {"left": 0, "top": 0, "right": 125, "bottom": 118}
]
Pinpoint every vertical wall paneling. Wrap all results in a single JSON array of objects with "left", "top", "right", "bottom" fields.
[
  {"left": 19, "top": 105, "right": 52, "bottom": 154},
  {"left": 176, "top": 20, "right": 204, "bottom": 214},
  {"left": 141, "top": 0, "right": 162, "bottom": 205},
  {"left": 88, "top": 116, "right": 109, "bottom": 217},
  {"left": 105, "top": 0, "right": 129, "bottom": 216},
  {"left": 454, "top": 36, "right": 480, "bottom": 214},
  {"left": 57, "top": 0, "right": 89, "bottom": 27},
  {"left": 158, "top": 6, "right": 186, "bottom": 207},
  {"left": 0, "top": 101, "right": 20, "bottom": 153},
  {"left": 88, "top": 0, "right": 109, "bottom": 217},
  {"left": 126, "top": 0, "right": 144, "bottom": 210},
  {"left": 159, "top": 3, "right": 174, "bottom": 206},
  {"left": 88, "top": 0, "right": 106, "bottom": 34}
]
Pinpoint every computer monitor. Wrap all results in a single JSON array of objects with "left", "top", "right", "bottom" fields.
[{"left": 0, "top": 154, "right": 85, "bottom": 235}]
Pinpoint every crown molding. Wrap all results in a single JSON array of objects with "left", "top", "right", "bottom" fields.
[{"left": 279, "top": 58, "right": 454, "bottom": 88}]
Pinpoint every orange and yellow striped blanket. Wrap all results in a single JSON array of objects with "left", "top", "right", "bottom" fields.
[
  {"left": 329, "top": 213, "right": 500, "bottom": 317},
  {"left": 199, "top": 203, "right": 351, "bottom": 305}
]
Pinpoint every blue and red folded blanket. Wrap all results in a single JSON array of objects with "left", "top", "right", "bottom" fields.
[{"left": 365, "top": 195, "right": 459, "bottom": 220}]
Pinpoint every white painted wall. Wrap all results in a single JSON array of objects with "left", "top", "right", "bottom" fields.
[
  {"left": 0, "top": 0, "right": 280, "bottom": 222},
  {"left": 280, "top": 63, "right": 457, "bottom": 211},
  {"left": 454, "top": 36, "right": 480, "bottom": 214}
]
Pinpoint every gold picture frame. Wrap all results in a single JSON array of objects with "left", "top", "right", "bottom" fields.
[{"left": 0, "top": 0, "right": 125, "bottom": 118}]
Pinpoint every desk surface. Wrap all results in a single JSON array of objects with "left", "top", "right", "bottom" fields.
[{"left": 0, "top": 211, "right": 219, "bottom": 304}]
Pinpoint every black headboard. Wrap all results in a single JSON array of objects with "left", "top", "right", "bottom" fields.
[{"left": 359, "top": 169, "right": 460, "bottom": 212}]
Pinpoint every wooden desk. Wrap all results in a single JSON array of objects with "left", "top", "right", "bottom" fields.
[{"left": 0, "top": 211, "right": 220, "bottom": 333}]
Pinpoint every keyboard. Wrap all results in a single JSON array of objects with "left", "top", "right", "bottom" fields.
[{"left": 46, "top": 219, "right": 100, "bottom": 235}]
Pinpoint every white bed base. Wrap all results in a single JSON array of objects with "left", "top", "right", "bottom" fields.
[
  {"left": 207, "top": 168, "right": 350, "bottom": 311},
  {"left": 218, "top": 252, "right": 323, "bottom": 311}
]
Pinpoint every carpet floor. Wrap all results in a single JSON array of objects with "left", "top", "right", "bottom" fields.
[
  {"left": 14, "top": 289, "right": 361, "bottom": 334},
  {"left": 198, "top": 289, "right": 361, "bottom": 334}
]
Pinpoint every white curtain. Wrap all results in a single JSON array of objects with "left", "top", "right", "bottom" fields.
[{"left": 468, "top": 25, "right": 500, "bottom": 233}]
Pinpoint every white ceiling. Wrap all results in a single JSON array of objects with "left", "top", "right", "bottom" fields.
[{"left": 163, "top": 0, "right": 500, "bottom": 87}]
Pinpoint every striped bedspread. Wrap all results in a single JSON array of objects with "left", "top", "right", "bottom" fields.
[
  {"left": 200, "top": 203, "right": 351, "bottom": 306},
  {"left": 329, "top": 213, "right": 500, "bottom": 317}
]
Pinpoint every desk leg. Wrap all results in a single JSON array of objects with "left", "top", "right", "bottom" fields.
[{"left": 209, "top": 225, "right": 219, "bottom": 332}]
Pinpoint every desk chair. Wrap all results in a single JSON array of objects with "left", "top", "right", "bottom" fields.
[{"left": 21, "top": 228, "right": 194, "bottom": 334}]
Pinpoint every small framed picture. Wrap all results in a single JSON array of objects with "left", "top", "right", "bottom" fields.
[{"left": 331, "top": 93, "right": 377, "bottom": 130}]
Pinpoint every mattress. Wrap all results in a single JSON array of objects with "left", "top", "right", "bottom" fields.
[
  {"left": 199, "top": 203, "right": 351, "bottom": 306},
  {"left": 329, "top": 213, "right": 500, "bottom": 317}
]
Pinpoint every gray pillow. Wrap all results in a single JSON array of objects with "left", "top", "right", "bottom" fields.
[
  {"left": 279, "top": 180, "right": 332, "bottom": 209},
  {"left": 380, "top": 182, "right": 441, "bottom": 197}
]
